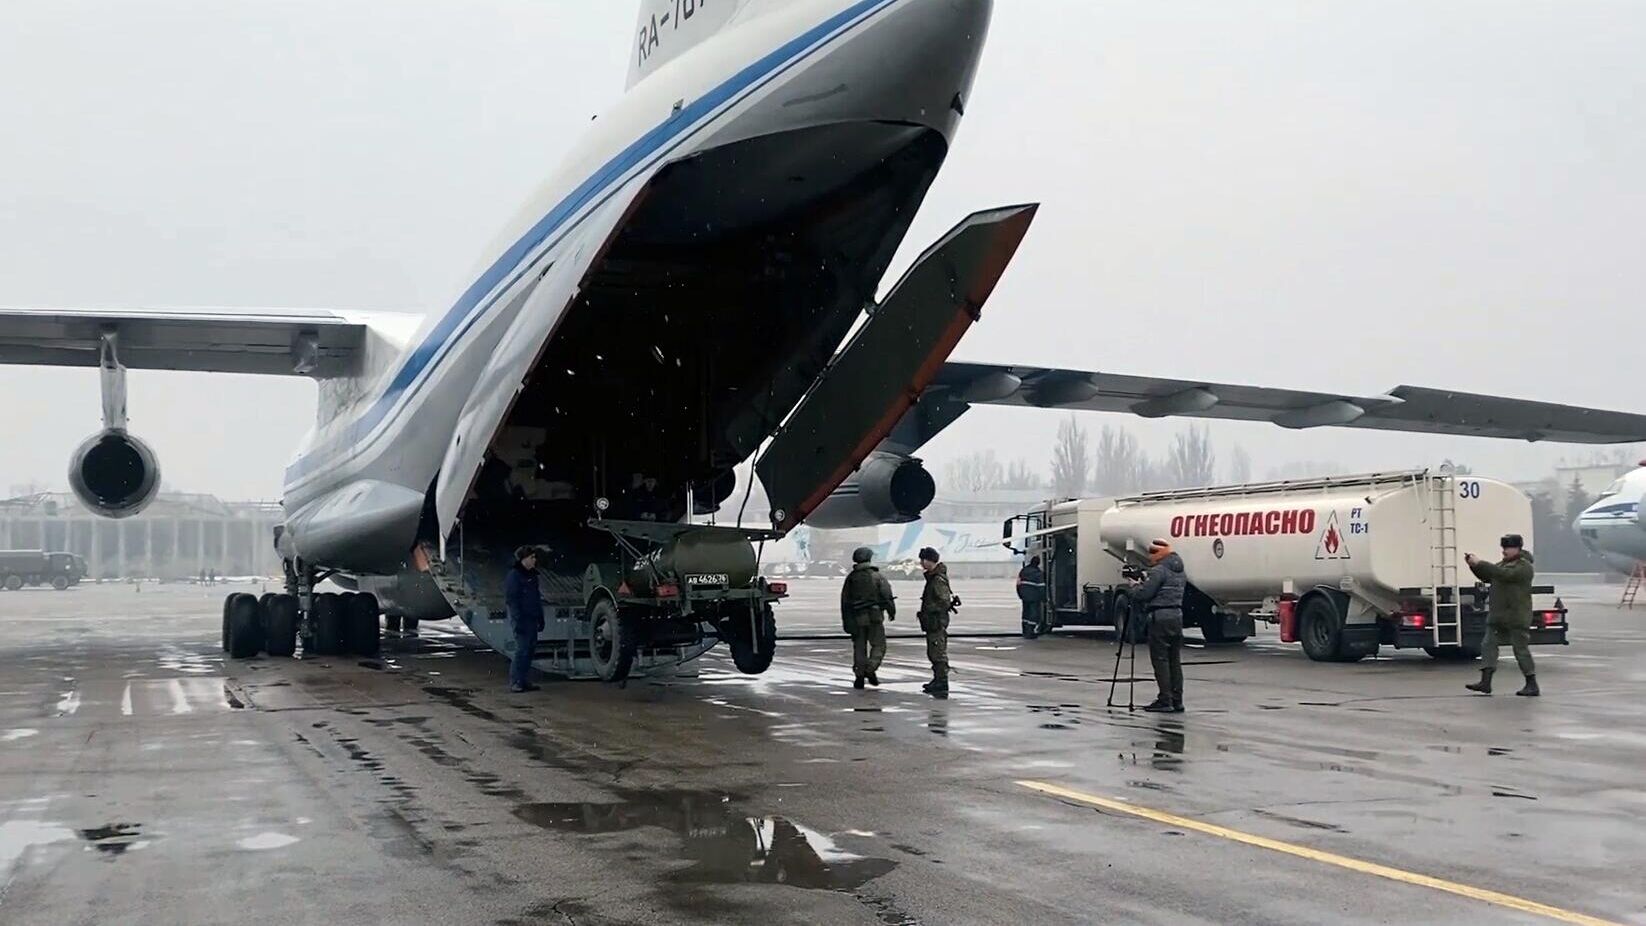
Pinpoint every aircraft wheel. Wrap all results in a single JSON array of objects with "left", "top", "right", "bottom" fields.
[
  {"left": 346, "top": 593, "right": 382, "bottom": 656},
  {"left": 403, "top": 617, "right": 420, "bottom": 637},
  {"left": 385, "top": 614, "right": 403, "bottom": 635},
  {"left": 265, "top": 595, "right": 299, "bottom": 657},
  {"left": 226, "top": 593, "right": 264, "bottom": 659},
  {"left": 588, "top": 597, "right": 637, "bottom": 682},
  {"left": 727, "top": 604, "right": 777, "bottom": 675},
  {"left": 310, "top": 593, "right": 346, "bottom": 656}
]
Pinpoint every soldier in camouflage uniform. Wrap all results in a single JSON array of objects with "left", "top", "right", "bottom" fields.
[
  {"left": 1465, "top": 534, "right": 1540, "bottom": 697},
  {"left": 918, "top": 547, "right": 954, "bottom": 699},
  {"left": 840, "top": 546, "right": 896, "bottom": 689}
]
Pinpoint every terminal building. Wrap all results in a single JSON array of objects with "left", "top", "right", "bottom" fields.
[{"left": 0, "top": 492, "right": 282, "bottom": 580}]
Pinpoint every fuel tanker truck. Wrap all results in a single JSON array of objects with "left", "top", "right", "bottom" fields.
[{"left": 1003, "top": 470, "right": 1569, "bottom": 662}]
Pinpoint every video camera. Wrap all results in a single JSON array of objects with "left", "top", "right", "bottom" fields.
[{"left": 1121, "top": 562, "right": 1148, "bottom": 582}]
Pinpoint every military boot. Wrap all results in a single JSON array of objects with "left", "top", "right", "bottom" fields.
[
  {"left": 853, "top": 674, "right": 866, "bottom": 690},
  {"left": 1515, "top": 675, "right": 1540, "bottom": 697},
  {"left": 928, "top": 678, "right": 949, "bottom": 699},
  {"left": 1465, "top": 668, "right": 1494, "bottom": 695},
  {"left": 866, "top": 670, "right": 880, "bottom": 687}
]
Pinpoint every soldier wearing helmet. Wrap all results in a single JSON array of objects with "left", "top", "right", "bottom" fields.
[{"left": 840, "top": 546, "right": 896, "bottom": 689}]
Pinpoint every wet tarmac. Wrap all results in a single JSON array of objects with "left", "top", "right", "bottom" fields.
[{"left": 2, "top": 578, "right": 1644, "bottom": 924}]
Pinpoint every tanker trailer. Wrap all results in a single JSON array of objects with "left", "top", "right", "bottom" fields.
[{"left": 1007, "top": 471, "right": 1569, "bottom": 662}]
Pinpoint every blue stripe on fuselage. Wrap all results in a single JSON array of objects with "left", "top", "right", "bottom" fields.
[{"left": 285, "top": 0, "right": 900, "bottom": 486}]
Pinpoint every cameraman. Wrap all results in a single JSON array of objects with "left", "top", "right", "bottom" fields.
[{"left": 1128, "top": 539, "right": 1186, "bottom": 713}]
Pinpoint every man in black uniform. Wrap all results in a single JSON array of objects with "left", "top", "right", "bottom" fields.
[
  {"left": 1129, "top": 539, "right": 1186, "bottom": 713},
  {"left": 1017, "top": 555, "right": 1046, "bottom": 638}
]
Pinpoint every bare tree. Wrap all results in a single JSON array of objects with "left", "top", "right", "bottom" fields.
[
  {"left": 1092, "top": 425, "right": 1143, "bottom": 495},
  {"left": 1050, "top": 416, "right": 1090, "bottom": 498},
  {"left": 945, "top": 450, "right": 1004, "bottom": 493},
  {"left": 1228, "top": 444, "right": 1253, "bottom": 483},
  {"left": 1003, "top": 458, "right": 1041, "bottom": 490},
  {"left": 1165, "top": 424, "right": 1216, "bottom": 488}
]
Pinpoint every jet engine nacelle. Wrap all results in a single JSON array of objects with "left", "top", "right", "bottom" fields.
[
  {"left": 804, "top": 453, "right": 936, "bottom": 529},
  {"left": 68, "top": 430, "right": 161, "bottom": 519}
]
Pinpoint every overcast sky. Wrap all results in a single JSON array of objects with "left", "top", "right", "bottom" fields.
[{"left": 2, "top": 0, "right": 1643, "bottom": 500}]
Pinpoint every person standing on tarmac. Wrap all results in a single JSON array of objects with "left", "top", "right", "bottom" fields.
[
  {"left": 1464, "top": 534, "right": 1539, "bottom": 697},
  {"left": 504, "top": 546, "right": 546, "bottom": 693},
  {"left": 917, "top": 547, "right": 954, "bottom": 699},
  {"left": 1129, "top": 539, "right": 1186, "bottom": 713},
  {"left": 1017, "top": 555, "right": 1046, "bottom": 638},
  {"left": 841, "top": 546, "right": 897, "bottom": 689}
]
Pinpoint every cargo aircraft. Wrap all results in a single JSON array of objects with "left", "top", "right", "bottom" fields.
[
  {"left": 6, "top": 0, "right": 1646, "bottom": 680},
  {"left": 1576, "top": 464, "right": 1646, "bottom": 574}
]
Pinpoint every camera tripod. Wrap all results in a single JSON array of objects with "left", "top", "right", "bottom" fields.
[{"left": 1106, "top": 607, "right": 1144, "bottom": 711}]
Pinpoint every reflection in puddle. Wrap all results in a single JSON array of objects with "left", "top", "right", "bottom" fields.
[
  {"left": 514, "top": 790, "right": 896, "bottom": 891},
  {"left": 2, "top": 728, "right": 39, "bottom": 742},
  {"left": 238, "top": 832, "right": 300, "bottom": 851},
  {"left": 80, "top": 823, "right": 144, "bottom": 856}
]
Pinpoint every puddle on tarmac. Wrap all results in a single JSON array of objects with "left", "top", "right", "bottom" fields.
[
  {"left": 2, "top": 728, "right": 39, "bottom": 742},
  {"left": 79, "top": 823, "right": 144, "bottom": 856},
  {"left": 513, "top": 789, "right": 896, "bottom": 891},
  {"left": 238, "top": 832, "right": 300, "bottom": 851}
]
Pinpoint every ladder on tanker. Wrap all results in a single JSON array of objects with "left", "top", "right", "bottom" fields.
[
  {"left": 1427, "top": 474, "right": 1464, "bottom": 647},
  {"left": 1623, "top": 563, "right": 1645, "bottom": 609}
]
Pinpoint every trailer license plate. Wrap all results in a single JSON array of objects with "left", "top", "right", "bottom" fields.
[{"left": 687, "top": 574, "right": 729, "bottom": 587}]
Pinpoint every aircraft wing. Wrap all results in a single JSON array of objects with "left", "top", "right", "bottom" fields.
[
  {"left": 895, "top": 362, "right": 1646, "bottom": 447},
  {"left": 0, "top": 307, "right": 367, "bottom": 378}
]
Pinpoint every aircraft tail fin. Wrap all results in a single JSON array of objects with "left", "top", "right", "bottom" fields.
[{"left": 628, "top": 0, "right": 742, "bottom": 89}]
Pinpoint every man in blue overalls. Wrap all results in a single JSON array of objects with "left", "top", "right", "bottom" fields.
[{"left": 504, "top": 546, "right": 546, "bottom": 693}]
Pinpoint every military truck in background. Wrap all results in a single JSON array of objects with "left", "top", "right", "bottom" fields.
[{"left": 0, "top": 550, "right": 87, "bottom": 591}]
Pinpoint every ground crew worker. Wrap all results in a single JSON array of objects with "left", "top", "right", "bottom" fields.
[
  {"left": 1017, "top": 555, "right": 1046, "bottom": 638},
  {"left": 504, "top": 546, "right": 546, "bottom": 693},
  {"left": 917, "top": 547, "right": 954, "bottom": 698},
  {"left": 840, "top": 546, "right": 896, "bottom": 689},
  {"left": 1465, "top": 534, "right": 1539, "bottom": 697},
  {"left": 1129, "top": 539, "right": 1186, "bottom": 713}
]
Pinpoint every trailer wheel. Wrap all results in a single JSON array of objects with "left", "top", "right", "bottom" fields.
[
  {"left": 727, "top": 604, "right": 777, "bottom": 675},
  {"left": 589, "top": 597, "right": 637, "bottom": 682},
  {"left": 1299, "top": 595, "right": 1344, "bottom": 662}
]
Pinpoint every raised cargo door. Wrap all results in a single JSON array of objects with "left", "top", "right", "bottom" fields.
[{"left": 756, "top": 204, "right": 1038, "bottom": 531}]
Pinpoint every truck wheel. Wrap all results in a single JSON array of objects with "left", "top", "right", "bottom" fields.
[
  {"left": 222, "top": 595, "right": 235, "bottom": 651},
  {"left": 310, "top": 593, "right": 346, "bottom": 656},
  {"left": 265, "top": 595, "right": 299, "bottom": 657},
  {"left": 52, "top": 576, "right": 69, "bottom": 591},
  {"left": 2, "top": 575, "right": 21, "bottom": 592},
  {"left": 728, "top": 604, "right": 777, "bottom": 675},
  {"left": 346, "top": 593, "right": 382, "bottom": 656},
  {"left": 1299, "top": 596, "right": 1344, "bottom": 662},
  {"left": 226, "top": 593, "right": 264, "bottom": 659},
  {"left": 589, "top": 597, "right": 637, "bottom": 682}
]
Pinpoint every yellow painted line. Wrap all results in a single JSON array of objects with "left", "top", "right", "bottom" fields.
[{"left": 1016, "top": 780, "right": 1623, "bottom": 926}]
